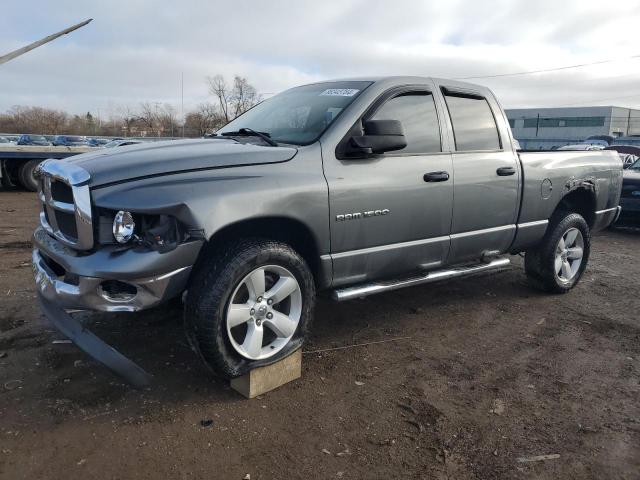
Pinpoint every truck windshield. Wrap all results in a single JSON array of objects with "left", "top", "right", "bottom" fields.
[{"left": 217, "top": 81, "right": 372, "bottom": 145}]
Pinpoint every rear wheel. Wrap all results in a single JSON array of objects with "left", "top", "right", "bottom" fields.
[
  {"left": 184, "top": 238, "right": 315, "bottom": 379},
  {"left": 525, "top": 212, "right": 590, "bottom": 293},
  {"left": 18, "top": 160, "right": 41, "bottom": 192}
]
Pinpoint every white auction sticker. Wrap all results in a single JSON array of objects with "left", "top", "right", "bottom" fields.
[{"left": 320, "top": 89, "right": 359, "bottom": 97}]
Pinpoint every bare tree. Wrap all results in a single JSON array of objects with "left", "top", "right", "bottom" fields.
[
  {"left": 138, "top": 102, "right": 159, "bottom": 136},
  {"left": 231, "top": 75, "right": 260, "bottom": 118},
  {"left": 157, "top": 104, "right": 178, "bottom": 137},
  {"left": 0, "top": 106, "right": 68, "bottom": 134},
  {"left": 207, "top": 75, "right": 231, "bottom": 123},
  {"left": 185, "top": 102, "right": 225, "bottom": 136},
  {"left": 0, "top": 77, "right": 259, "bottom": 139},
  {"left": 118, "top": 106, "right": 139, "bottom": 137},
  {"left": 207, "top": 74, "right": 260, "bottom": 124}
]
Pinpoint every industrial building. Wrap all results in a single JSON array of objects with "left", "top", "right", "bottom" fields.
[{"left": 505, "top": 106, "right": 640, "bottom": 150}]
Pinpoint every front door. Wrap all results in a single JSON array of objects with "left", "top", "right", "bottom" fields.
[{"left": 323, "top": 87, "right": 454, "bottom": 287}]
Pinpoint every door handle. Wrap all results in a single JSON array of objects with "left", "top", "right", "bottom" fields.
[
  {"left": 423, "top": 171, "right": 450, "bottom": 182},
  {"left": 496, "top": 166, "right": 516, "bottom": 176}
]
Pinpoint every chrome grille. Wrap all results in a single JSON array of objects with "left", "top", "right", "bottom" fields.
[{"left": 37, "top": 159, "right": 93, "bottom": 250}]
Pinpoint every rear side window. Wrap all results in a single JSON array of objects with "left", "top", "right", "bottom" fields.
[
  {"left": 443, "top": 92, "right": 501, "bottom": 151},
  {"left": 370, "top": 92, "right": 441, "bottom": 154}
]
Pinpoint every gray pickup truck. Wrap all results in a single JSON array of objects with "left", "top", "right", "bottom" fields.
[{"left": 32, "top": 76, "right": 622, "bottom": 383}]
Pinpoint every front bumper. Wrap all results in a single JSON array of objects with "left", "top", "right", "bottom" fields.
[{"left": 32, "top": 226, "right": 202, "bottom": 312}]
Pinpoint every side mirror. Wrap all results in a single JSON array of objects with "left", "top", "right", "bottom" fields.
[{"left": 349, "top": 119, "right": 407, "bottom": 155}]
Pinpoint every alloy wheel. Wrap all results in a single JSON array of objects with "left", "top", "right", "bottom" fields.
[
  {"left": 554, "top": 227, "right": 584, "bottom": 283},
  {"left": 225, "top": 265, "right": 302, "bottom": 360}
]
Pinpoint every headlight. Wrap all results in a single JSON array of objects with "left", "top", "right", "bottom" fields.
[{"left": 113, "top": 210, "right": 135, "bottom": 244}]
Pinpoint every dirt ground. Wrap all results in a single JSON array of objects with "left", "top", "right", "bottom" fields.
[{"left": 0, "top": 189, "right": 638, "bottom": 480}]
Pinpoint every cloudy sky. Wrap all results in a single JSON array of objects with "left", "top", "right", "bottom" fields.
[{"left": 1, "top": 0, "right": 640, "bottom": 118}]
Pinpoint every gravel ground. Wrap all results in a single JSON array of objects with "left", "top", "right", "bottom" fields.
[{"left": 0, "top": 189, "right": 639, "bottom": 480}]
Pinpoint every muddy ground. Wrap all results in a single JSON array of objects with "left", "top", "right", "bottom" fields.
[{"left": 0, "top": 189, "right": 638, "bottom": 480}]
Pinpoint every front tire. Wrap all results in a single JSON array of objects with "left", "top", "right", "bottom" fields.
[
  {"left": 184, "top": 238, "right": 315, "bottom": 379},
  {"left": 525, "top": 212, "right": 591, "bottom": 293}
]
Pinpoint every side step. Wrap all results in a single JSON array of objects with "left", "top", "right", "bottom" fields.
[{"left": 332, "top": 257, "right": 511, "bottom": 302}]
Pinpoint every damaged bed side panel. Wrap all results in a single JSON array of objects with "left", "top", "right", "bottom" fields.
[{"left": 517, "top": 150, "right": 622, "bottom": 224}]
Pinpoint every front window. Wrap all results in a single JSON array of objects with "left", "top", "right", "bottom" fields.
[
  {"left": 369, "top": 92, "right": 441, "bottom": 154},
  {"left": 217, "top": 81, "right": 372, "bottom": 145},
  {"left": 630, "top": 158, "right": 640, "bottom": 169}
]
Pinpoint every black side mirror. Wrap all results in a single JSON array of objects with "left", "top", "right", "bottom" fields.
[{"left": 349, "top": 119, "right": 407, "bottom": 155}]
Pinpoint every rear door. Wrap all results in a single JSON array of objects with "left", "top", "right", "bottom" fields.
[
  {"left": 438, "top": 86, "right": 520, "bottom": 263},
  {"left": 324, "top": 84, "right": 454, "bottom": 286}
]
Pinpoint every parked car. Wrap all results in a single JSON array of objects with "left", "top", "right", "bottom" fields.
[
  {"left": 52, "top": 135, "right": 88, "bottom": 146},
  {"left": 32, "top": 76, "right": 622, "bottom": 385},
  {"left": 87, "top": 138, "right": 111, "bottom": 147},
  {"left": 0, "top": 136, "right": 11, "bottom": 144},
  {"left": 103, "top": 139, "right": 143, "bottom": 148},
  {"left": 585, "top": 135, "right": 615, "bottom": 146},
  {"left": 557, "top": 143, "right": 604, "bottom": 151},
  {"left": 604, "top": 145, "right": 640, "bottom": 168},
  {"left": 16, "top": 134, "right": 52, "bottom": 146},
  {"left": 615, "top": 157, "right": 640, "bottom": 226},
  {"left": 610, "top": 136, "right": 640, "bottom": 147},
  {"left": 582, "top": 139, "right": 609, "bottom": 147},
  {"left": 558, "top": 144, "right": 605, "bottom": 151}
]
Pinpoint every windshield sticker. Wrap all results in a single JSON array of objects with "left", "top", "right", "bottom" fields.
[{"left": 320, "top": 88, "right": 359, "bottom": 97}]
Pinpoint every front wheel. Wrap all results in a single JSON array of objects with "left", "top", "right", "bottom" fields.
[
  {"left": 184, "top": 238, "right": 315, "bottom": 379},
  {"left": 525, "top": 212, "right": 591, "bottom": 293}
]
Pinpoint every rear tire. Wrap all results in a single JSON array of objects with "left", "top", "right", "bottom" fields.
[
  {"left": 525, "top": 211, "right": 590, "bottom": 293},
  {"left": 184, "top": 238, "right": 315, "bottom": 379},
  {"left": 18, "top": 160, "right": 41, "bottom": 192}
]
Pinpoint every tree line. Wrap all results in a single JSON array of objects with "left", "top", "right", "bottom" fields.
[{"left": 0, "top": 75, "right": 261, "bottom": 138}]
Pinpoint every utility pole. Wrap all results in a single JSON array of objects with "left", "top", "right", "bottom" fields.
[
  {"left": 0, "top": 19, "right": 93, "bottom": 66},
  {"left": 181, "top": 72, "right": 185, "bottom": 138}
]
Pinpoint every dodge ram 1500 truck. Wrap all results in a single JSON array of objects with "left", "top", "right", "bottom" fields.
[{"left": 32, "top": 76, "right": 623, "bottom": 383}]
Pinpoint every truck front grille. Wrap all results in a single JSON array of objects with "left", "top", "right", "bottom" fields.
[{"left": 37, "top": 160, "right": 93, "bottom": 250}]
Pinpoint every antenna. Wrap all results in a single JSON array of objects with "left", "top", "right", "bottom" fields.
[{"left": 0, "top": 19, "right": 93, "bottom": 66}]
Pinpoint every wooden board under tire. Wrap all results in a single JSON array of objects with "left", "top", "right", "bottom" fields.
[{"left": 231, "top": 349, "right": 302, "bottom": 398}]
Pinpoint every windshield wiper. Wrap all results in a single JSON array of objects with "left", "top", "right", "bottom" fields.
[{"left": 220, "top": 127, "right": 278, "bottom": 147}]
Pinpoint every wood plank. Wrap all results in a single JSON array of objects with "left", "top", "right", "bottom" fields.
[{"left": 231, "top": 349, "right": 302, "bottom": 399}]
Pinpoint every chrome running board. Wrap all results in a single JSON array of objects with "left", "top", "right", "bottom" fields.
[{"left": 332, "top": 257, "right": 511, "bottom": 302}]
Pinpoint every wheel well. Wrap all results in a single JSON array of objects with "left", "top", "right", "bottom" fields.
[
  {"left": 555, "top": 188, "right": 596, "bottom": 227},
  {"left": 204, "top": 217, "right": 321, "bottom": 281}
]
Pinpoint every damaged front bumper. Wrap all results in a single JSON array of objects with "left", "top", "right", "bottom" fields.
[
  {"left": 37, "top": 292, "right": 153, "bottom": 388},
  {"left": 32, "top": 226, "right": 201, "bottom": 312},
  {"left": 32, "top": 226, "right": 203, "bottom": 386}
]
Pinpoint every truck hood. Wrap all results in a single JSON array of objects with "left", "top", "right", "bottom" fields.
[{"left": 66, "top": 138, "right": 297, "bottom": 187}]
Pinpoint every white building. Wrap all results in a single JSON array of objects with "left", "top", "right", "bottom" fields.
[{"left": 506, "top": 106, "right": 640, "bottom": 150}]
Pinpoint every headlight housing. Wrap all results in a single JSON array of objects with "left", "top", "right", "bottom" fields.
[{"left": 112, "top": 210, "right": 135, "bottom": 244}]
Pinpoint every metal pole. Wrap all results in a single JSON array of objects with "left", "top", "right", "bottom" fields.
[
  {"left": 0, "top": 19, "right": 93, "bottom": 66},
  {"left": 181, "top": 72, "right": 185, "bottom": 137}
]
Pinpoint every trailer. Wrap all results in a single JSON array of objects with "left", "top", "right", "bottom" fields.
[{"left": 0, "top": 145, "right": 93, "bottom": 191}]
